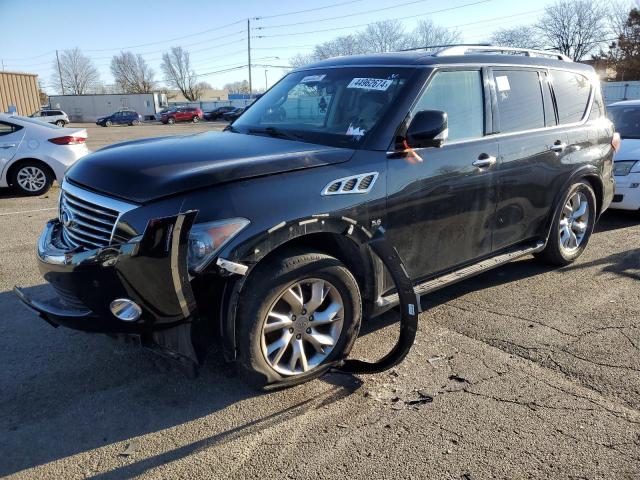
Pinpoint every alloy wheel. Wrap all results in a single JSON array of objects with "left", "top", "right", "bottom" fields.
[
  {"left": 558, "top": 191, "right": 589, "bottom": 253},
  {"left": 16, "top": 166, "right": 46, "bottom": 192},
  {"left": 260, "top": 278, "right": 344, "bottom": 376}
]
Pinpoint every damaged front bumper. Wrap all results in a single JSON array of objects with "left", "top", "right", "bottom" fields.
[{"left": 15, "top": 212, "right": 199, "bottom": 335}]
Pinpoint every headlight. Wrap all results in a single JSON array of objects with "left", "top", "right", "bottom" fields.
[
  {"left": 613, "top": 160, "right": 639, "bottom": 176},
  {"left": 187, "top": 218, "right": 250, "bottom": 272}
]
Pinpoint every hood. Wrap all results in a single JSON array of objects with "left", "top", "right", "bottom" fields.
[
  {"left": 66, "top": 131, "right": 355, "bottom": 203},
  {"left": 615, "top": 138, "right": 640, "bottom": 162}
]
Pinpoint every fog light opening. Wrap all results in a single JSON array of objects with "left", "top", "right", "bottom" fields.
[{"left": 110, "top": 298, "right": 142, "bottom": 322}]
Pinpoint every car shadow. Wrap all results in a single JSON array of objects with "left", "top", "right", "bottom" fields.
[
  {"left": 0, "top": 285, "right": 361, "bottom": 477},
  {"left": 595, "top": 209, "right": 640, "bottom": 233}
]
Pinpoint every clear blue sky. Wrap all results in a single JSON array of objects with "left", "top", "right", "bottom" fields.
[{"left": 0, "top": 0, "right": 559, "bottom": 93}]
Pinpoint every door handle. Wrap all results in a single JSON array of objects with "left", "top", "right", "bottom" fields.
[
  {"left": 473, "top": 154, "right": 497, "bottom": 168},
  {"left": 549, "top": 142, "right": 567, "bottom": 152},
  {"left": 0, "top": 143, "right": 16, "bottom": 149}
]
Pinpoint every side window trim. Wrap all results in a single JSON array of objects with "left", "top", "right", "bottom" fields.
[{"left": 540, "top": 70, "right": 558, "bottom": 127}]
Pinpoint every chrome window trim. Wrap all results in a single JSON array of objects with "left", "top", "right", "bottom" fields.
[{"left": 60, "top": 180, "right": 138, "bottom": 245}]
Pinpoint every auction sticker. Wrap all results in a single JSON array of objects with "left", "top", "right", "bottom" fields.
[
  {"left": 347, "top": 78, "right": 393, "bottom": 91},
  {"left": 300, "top": 74, "right": 326, "bottom": 83}
]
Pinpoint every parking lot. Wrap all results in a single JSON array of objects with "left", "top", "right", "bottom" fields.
[{"left": 0, "top": 123, "right": 639, "bottom": 479}]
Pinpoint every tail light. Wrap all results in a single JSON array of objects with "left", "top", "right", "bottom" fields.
[
  {"left": 48, "top": 136, "right": 87, "bottom": 145},
  {"left": 612, "top": 132, "right": 621, "bottom": 153}
]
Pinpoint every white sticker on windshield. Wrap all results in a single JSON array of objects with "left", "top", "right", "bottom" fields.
[
  {"left": 495, "top": 75, "right": 511, "bottom": 92},
  {"left": 300, "top": 74, "right": 326, "bottom": 83},
  {"left": 347, "top": 78, "right": 393, "bottom": 91},
  {"left": 346, "top": 123, "right": 366, "bottom": 138}
]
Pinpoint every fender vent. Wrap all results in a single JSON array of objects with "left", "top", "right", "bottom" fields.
[{"left": 321, "top": 172, "right": 379, "bottom": 196}]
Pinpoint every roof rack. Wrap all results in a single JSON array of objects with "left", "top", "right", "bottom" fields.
[{"left": 431, "top": 45, "right": 572, "bottom": 62}]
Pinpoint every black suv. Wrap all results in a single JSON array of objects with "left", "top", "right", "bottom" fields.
[{"left": 17, "top": 46, "right": 616, "bottom": 386}]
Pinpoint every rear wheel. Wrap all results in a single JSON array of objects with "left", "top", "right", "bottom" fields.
[
  {"left": 132, "top": 119, "right": 140, "bottom": 126},
  {"left": 192, "top": 116, "right": 200, "bottom": 123},
  {"left": 55, "top": 120, "right": 65, "bottom": 127},
  {"left": 535, "top": 180, "right": 596, "bottom": 266},
  {"left": 167, "top": 117, "right": 175, "bottom": 125},
  {"left": 11, "top": 161, "right": 54, "bottom": 196},
  {"left": 236, "top": 250, "right": 362, "bottom": 387}
]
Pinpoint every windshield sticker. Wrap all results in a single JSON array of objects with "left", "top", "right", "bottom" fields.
[
  {"left": 300, "top": 74, "right": 326, "bottom": 83},
  {"left": 347, "top": 78, "right": 393, "bottom": 91},
  {"left": 495, "top": 75, "right": 511, "bottom": 92},
  {"left": 346, "top": 123, "right": 366, "bottom": 138}
]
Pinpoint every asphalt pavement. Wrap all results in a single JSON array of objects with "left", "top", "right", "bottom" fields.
[{"left": 0, "top": 123, "right": 638, "bottom": 479}]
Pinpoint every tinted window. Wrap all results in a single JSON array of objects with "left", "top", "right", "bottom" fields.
[
  {"left": 414, "top": 70, "right": 484, "bottom": 141},
  {"left": 551, "top": 70, "right": 591, "bottom": 124},
  {"left": 608, "top": 106, "right": 640, "bottom": 139},
  {"left": 0, "top": 121, "right": 23, "bottom": 136},
  {"left": 493, "top": 70, "right": 545, "bottom": 133},
  {"left": 52, "top": 110, "right": 63, "bottom": 116}
]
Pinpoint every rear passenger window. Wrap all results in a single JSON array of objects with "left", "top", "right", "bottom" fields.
[
  {"left": 551, "top": 70, "right": 591, "bottom": 124},
  {"left": 414, "top": 70, "right": 484, "bottom": 142},
  {"left": 493, "top": 70, "right": 545, "bottom": 133},
  {"left": 0, "top": 121, "right": 23, "bottom": 136}
]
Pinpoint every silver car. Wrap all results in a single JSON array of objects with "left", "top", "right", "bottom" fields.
[{"left": 29, "top": 109, "right": 69, "bottom": 127}]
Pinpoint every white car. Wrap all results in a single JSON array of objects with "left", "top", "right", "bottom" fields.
[
  {"left": 29, "top": 109, "right": 70, "bottom": 127},
  {"left": 608, "top": 101, "right": 640, "bottom": 211},
  {"left": 0, "top": 114, "right": 89, "bottom": 196}
]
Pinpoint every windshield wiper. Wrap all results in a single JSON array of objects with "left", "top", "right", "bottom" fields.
[{"left": 248, "top": 126, "right": 304, "bottom": 141}]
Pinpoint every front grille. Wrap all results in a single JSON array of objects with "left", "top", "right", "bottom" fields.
[{"left": 59, "top": 183, "right": 137, "bottom": 250}]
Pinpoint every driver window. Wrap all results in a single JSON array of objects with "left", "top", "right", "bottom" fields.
[{"left": 413, "top": 70, "right": 484, "bottom": 142}]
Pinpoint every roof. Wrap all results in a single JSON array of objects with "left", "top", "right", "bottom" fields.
[
  {"left": 0, "top": 71, "right": 38, "bottom": 77},
  {"left": 297, "top": 49, "right": 594, "bottom": 74}
]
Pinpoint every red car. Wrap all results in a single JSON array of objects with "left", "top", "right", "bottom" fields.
[{"left": 161, "top": 106, "right": 203, "bottom": 124}]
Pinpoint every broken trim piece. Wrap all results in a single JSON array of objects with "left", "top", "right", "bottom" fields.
[{"left": 217, "top": 257, "right": 249, "bottom": 276}]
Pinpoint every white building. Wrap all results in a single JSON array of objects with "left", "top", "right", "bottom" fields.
[{"left": 48, "top": 93, "right": 168, "bottom": 122}]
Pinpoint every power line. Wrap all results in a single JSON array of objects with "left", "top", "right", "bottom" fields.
[
  {"left": 255, "top": 0, "right": 433, "bottom": 30},
  {"left": 255, "top": 0, "right": 493, "bottom": 38},
  {"left": 255, "top": 0, "right": 365, "bottom": 20}
]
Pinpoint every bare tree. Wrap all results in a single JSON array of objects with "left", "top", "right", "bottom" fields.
[
  {"left": 407, "top": 19, "right": 461, "bottom": 48},
  {"left": 161, "top": 47, "right": 203, "bottom": 101},
  {"left": 315, "top": 34, "right": 365, "bottom": 58},
  {"left": 491, "top": 26, "right": 543, "bottom": 49},
  {"left": 110, "top": 51, "right": 156, "bottom": 93},
  {"left": 536, "top": 0, "right": 608, "bottom": 61},
  {"left": 50, "top": 48, "right": 101, "bottom": 94},
  {"left": 290, "top": 53, "right": 317, "bottom": 68},
  {"left": 360, "top": 20, "right": 409, "bottom": 52},
  {"left": 223, "top": 80, "right": 250, "bottom": 94}
]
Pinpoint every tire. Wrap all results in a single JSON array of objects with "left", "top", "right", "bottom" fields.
[
  {"left": 535, "top": 180, "right": 597, "bottom": 266},
  {"left": 132, "top": 119, "right": 140, "bottom": 126},
  {"left": 11, "top": 161, "right": 54, "bottom": 196},
  {"left": 167, "top": 117, "right": 175, "bottom": 125},
  {"left": 236, "top": 250, "right": 362, "bottom": 387},
  {"left": 105, "top": 120, "right": 112, "bottom": 127},
  {"left": 192, "top": 116, "right": 200, "bottom": 123},
  {"left": 55, "top": 120, "right": 65, "bottom": 127}
]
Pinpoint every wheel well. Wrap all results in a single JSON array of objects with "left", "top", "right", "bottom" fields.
[
  {"left": 6, "top": 159, "right": 56, "bottom": 186},
  {"left": 582, "top": 175, "right": 603, "bottom": 218},
  {"left": 251, "top": 232, "right": 376, "bottom": 308}
]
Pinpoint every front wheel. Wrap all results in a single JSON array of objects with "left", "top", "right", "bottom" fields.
[
  {"left": 236, "top": 250, "right": 362, "bottom": 387},
  {"left": 105, "top": 120, "right": 112, "bottom": 127},
  {"left": 192, "top": 116, "right": 200, "bottom": 123},
  {"left": 167, "top": 117, "right": 175, "bottom": 125},
  {"left": 535, "top": 180, "right": 596, "bottom": 266},
  {"left": 55, "top": 120, "right": 65, "bottom": 127}
]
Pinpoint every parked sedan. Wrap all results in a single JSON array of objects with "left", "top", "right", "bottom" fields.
[
  {"left": 204, "top": 106, "right": 236, "bottom": 121},
  {"left": 0, "top": 114, "right": 89, "bottom": 195},
  {"left": 161, "top": 106, "right": 203, "bottom": 124},
  {"left": 222, "top": 107, "right": 246, "bottom": 121},
  {"left": 608, "top": 100, "right": 640, "bottom": 210},
  {"left": 96, "top": 110, "right": 142, "bottom": 127}
]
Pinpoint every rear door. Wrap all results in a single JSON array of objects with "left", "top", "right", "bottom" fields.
[
  {"left": 385, "top": 68, "right": 499, "bottom": 280},
  {"left": 0, "top": 121, "right": 25, "bottom": 181},
  {"left": 491, "top": 68, "right": 570, "bottom": 250}
]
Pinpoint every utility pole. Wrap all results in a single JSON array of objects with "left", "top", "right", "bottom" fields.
[
  {"left": 247, "top": 18, "right": 252, "bottom": 96},
  {"left": 264, "top": 70, "right": 268, "bottom": 91},
  {"left": 55, "top": 50, "right": 65, "bottom": 94}
]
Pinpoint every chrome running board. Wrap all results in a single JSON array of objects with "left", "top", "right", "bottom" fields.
[{"left": 376, "top": 241, "right": 545, "bottom": 308}]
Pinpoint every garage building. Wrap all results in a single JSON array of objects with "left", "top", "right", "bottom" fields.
[{"left": 0, "top": 71, "right": 40, "bottom": 116}]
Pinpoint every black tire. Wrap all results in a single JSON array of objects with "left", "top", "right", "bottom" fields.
[
  {"left": 132, "top": 119, "right": 140, "bottom": 126},
  {"left": 10, "top": 161, "right": 54, "bottom": 196},
  {"left": 105, "top": 120, "right": 112, "bottom": 127},
  {"left": 55, "top": 120, "right": 65, "bottom": 127},
  {"left": 192, "top": 116, "right": 200, "bottom": 123},
  {"left": 167, "top": 117, "right": 175, "bottom": 125},
  {"left": 236, "top": 250, "right": 362, "bottom": 388},
  {"left": 535, "top": 180, "right": 597, "bottom": 266}
]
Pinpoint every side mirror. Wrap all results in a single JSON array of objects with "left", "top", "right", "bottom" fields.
[{"left": 405, "top": 110, "right": 448, "bottom": 148}]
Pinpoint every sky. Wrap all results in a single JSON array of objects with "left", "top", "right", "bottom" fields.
[{"left": 0, "top": 0, "right": 562, "bottom": 94}]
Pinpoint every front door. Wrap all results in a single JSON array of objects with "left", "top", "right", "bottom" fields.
[
  {"left": 385, "top": 69, "right": 498, "bottom": 281},
  {"left": 0, "top": 121, "right": 25, "bottom": 180}
]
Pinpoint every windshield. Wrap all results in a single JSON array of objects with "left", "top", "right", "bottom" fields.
[
  {"left": 232, "top": 67, "right": 414, "bottom": 148},
  {"left": 608, "top": 106, "right": 640, "bottom": 139}
]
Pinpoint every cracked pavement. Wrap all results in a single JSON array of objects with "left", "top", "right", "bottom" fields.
[{"left": 0, "top": 124, "right": 639, "bottom": 479}]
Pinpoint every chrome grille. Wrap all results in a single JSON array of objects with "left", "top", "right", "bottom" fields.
[{"left": 59, "top": 182, "right": 137, "bottom": 250}]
